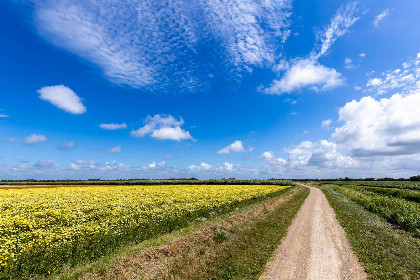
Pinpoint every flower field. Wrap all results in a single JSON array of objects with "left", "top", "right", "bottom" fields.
[{"left": 0, "top": 184, "right": 289, "bottom": 278}]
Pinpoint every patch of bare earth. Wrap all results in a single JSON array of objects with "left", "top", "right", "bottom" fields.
[
  {"left": 78, "top": 187, "right": 299, "bottom": 280},
  {"left": 260, "top": 184, "right": 367, "bottom": 280}
]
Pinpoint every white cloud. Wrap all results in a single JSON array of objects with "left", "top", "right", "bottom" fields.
[
  {"left": 100, "top": 160, "right": 127, "bottom": 171},
  {"left": 333, "top": 92, "right": 420, "bottom": 157},
  {"left": 261, "top": 59, "right": 344, "bottom": 94},
  {"left": 28, "top": 0, "right": 293, "bottom": 91},
  {"left": 147, "top": 161, "right": 166, "bottom": 168},
  {"left": 99, "top": 123, "right": 127, "bottom": 130},
  {"left": 108, "top": 146, "right": 122, "bottom": 153},
  {"left": 286, "top": 140, "right": 357, "bottom": 168},
  {"left": 201, "top": 162, "right": 212, "bottom": 171},
  {"left": 70, "top": 160, "right": 96, "bottom": 170},
  {"left": 312, "top": 1, "right": 359, "bottom": 59},
  {"left": 224, "top": 162, "right": 233, "bottom": 171},
  {"left": 260, "top": 151, "right": 287, "bottom": 166},
  {"left": 38, "top": 85, "right": 86, "bottom": 114},
  {"left": 0, "top": 114, "right": 9, "bottom": 118},
  {"left": 24, "top": 134, "right": 47, "bottom": 145},
  {"left": 131, "top": 115, "right": 194, "bottom": 141},
  {"left": 344, "top": 58, "right": 355, "bottom": 69},
  {"left": 59, "top": 141, "right": 76, "bottom": 150},
  {"left": 217, "top": 140, "right": 245, "bottom": 154},
  {"left": 281, "top": 29, "right": 291, "bottom": 43},
  {"left": 284, "top": 98, "right": 297, "bottom": 104},
  {"left": 261, "top": 151, "right": 275, "bottom": 160},
  {"left": 364, "top": 52, "right": 420, "bottom": 95},
  {"left": 256, "top": 91, "right": 420, "bottom": 178},
  {"left": 366, "top": 77, "right": 383, "bottom": 87},
  {"left": 373, "top": 9, "right": 390, "bottom": 27},
  {"left": 34, "top": 160, "right": 58, "bottom": 169},
  {"left": 187, "top": 162, "right": 213, "bottom": 171},
  {"left": 359, "top": 53, "right": 366, "bottom": 58},
  {"left": 260, "top": 3, "right": 358, "bottom": 95},
  {"left": 321, "top": 119, "right": 332, "bottom": 128}
]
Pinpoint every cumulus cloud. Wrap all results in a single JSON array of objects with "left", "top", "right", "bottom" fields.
[
  {"left": 365, "top": 52, "right": 420, "bottom": 95},
  {"left": 261, "top": 59, "right": 344, "bottom": 94},
  {"left": 0, "top": 114, "right": 9, "bottom": 118},
  {"left": 26, "top": 0, "right": 293, "bottom": 91},
  {"left": 187, "top": 162, "right": 213, "bottom": 171},
  {"left": 359, "top": 53, "right": 366, "bottom": 58},
  {"left": 321, "top": 119, "right": 332, "bottom": 128},
  {"left": 333, "top": 92, "right": 420, "bottom": 157},
  {"left": 217, "top": 140, "right": 246, "bottom": 154},
  {"left": 256, "top": 91, "right": 420, "bottom": 178},
  {"left": 107, "top": 146, "right": 122, "bottom": 153},
  {"left": 38, "top": 85, "right": 86, "bottom": 114},
  {"left": 131, "top": 115, "right": 194, "bottom": 141},
  {"left": 147, "top": 161, "right": 166, "bottom": 169},
  {"left": 58, "top": 141, "right": 76, "bottom": 150},
  {"left": 99, "top": 123, "right": 127, "bottom": 130},
  {"left": 286, "top": 140, "right": 357, "bottom": 168},
  {"left": 260, "top": 151, "right": 287, "bottom": 165},
  {"left": 261, "top": 151, "right": 275, "bottom": 160},
  {"left": 24, "top": 134, "right": 47, "bottom": 145},
  {"left": 70, "top": 160, "right": 95, "bottom": 170},
  {"left": 373, "top": 9, "right": 390, "bottom": 27}
]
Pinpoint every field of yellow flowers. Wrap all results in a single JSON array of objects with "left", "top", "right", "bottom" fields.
[{"left": 0, "top": 184, "right": 289, "bottom": 279}]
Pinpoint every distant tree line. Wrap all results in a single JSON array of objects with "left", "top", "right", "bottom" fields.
[{"left": 1, "top": 176, "right": 419, "bottom": 185}]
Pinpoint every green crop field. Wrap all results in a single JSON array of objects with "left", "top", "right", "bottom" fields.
[{"left": 319, "top": 181, "right": 420, "bottom": 279}]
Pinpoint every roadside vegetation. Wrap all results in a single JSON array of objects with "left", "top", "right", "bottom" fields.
[{"left": 319, "top": 182, "right": 420, "bottom": 279}]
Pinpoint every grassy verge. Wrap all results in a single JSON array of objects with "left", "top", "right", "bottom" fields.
[
  {"left": 156, "top": 186, "right": 309, "bottom": 280},
  {"left": 319, "top": 184, "right": 420, "bottom": 280},
  {"left": 336, "top": 187, "right": 419, "bottom": 236},
  {"left": 53, "top": 186, "right": 308, "bottom": 280}
]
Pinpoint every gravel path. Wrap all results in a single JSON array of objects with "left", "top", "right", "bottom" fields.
[{"left": 260, "top": 184, "right": 367, "bottom": 280}]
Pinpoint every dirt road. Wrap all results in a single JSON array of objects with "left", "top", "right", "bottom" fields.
[{"left": 260, "top": 184, "right": 367, "bottom": 280}]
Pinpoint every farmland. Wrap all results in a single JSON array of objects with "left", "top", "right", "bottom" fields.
[
  {"left": 0, "top": 184, "right": 291, "bottom": 279},
  {"left": 319, "top": 181, "right": 420, "bottom": 279}
]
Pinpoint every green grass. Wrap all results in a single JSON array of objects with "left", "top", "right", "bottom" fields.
[
  {"left": 321, "top": 181, "right": 420, "bottom": 190},
  {"left": 335, "top": 186, "right": 420, "bottom": 236},
  {"left": 161, "top": 186, "right": 310, "bottom": 280},
  {"left": 354, "top": 186, "right": 420, "bottom": 203},
  {"left": 320, "top": 184, "right": 420, "bottom": 280}
]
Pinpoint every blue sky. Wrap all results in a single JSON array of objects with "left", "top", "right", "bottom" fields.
[{"left": 1, "top": 0, "right": 419, "bottom": 179}]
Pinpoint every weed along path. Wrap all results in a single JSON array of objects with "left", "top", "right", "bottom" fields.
[{"left": 260, "top": 184, "right": 367, "bottom": 280}]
